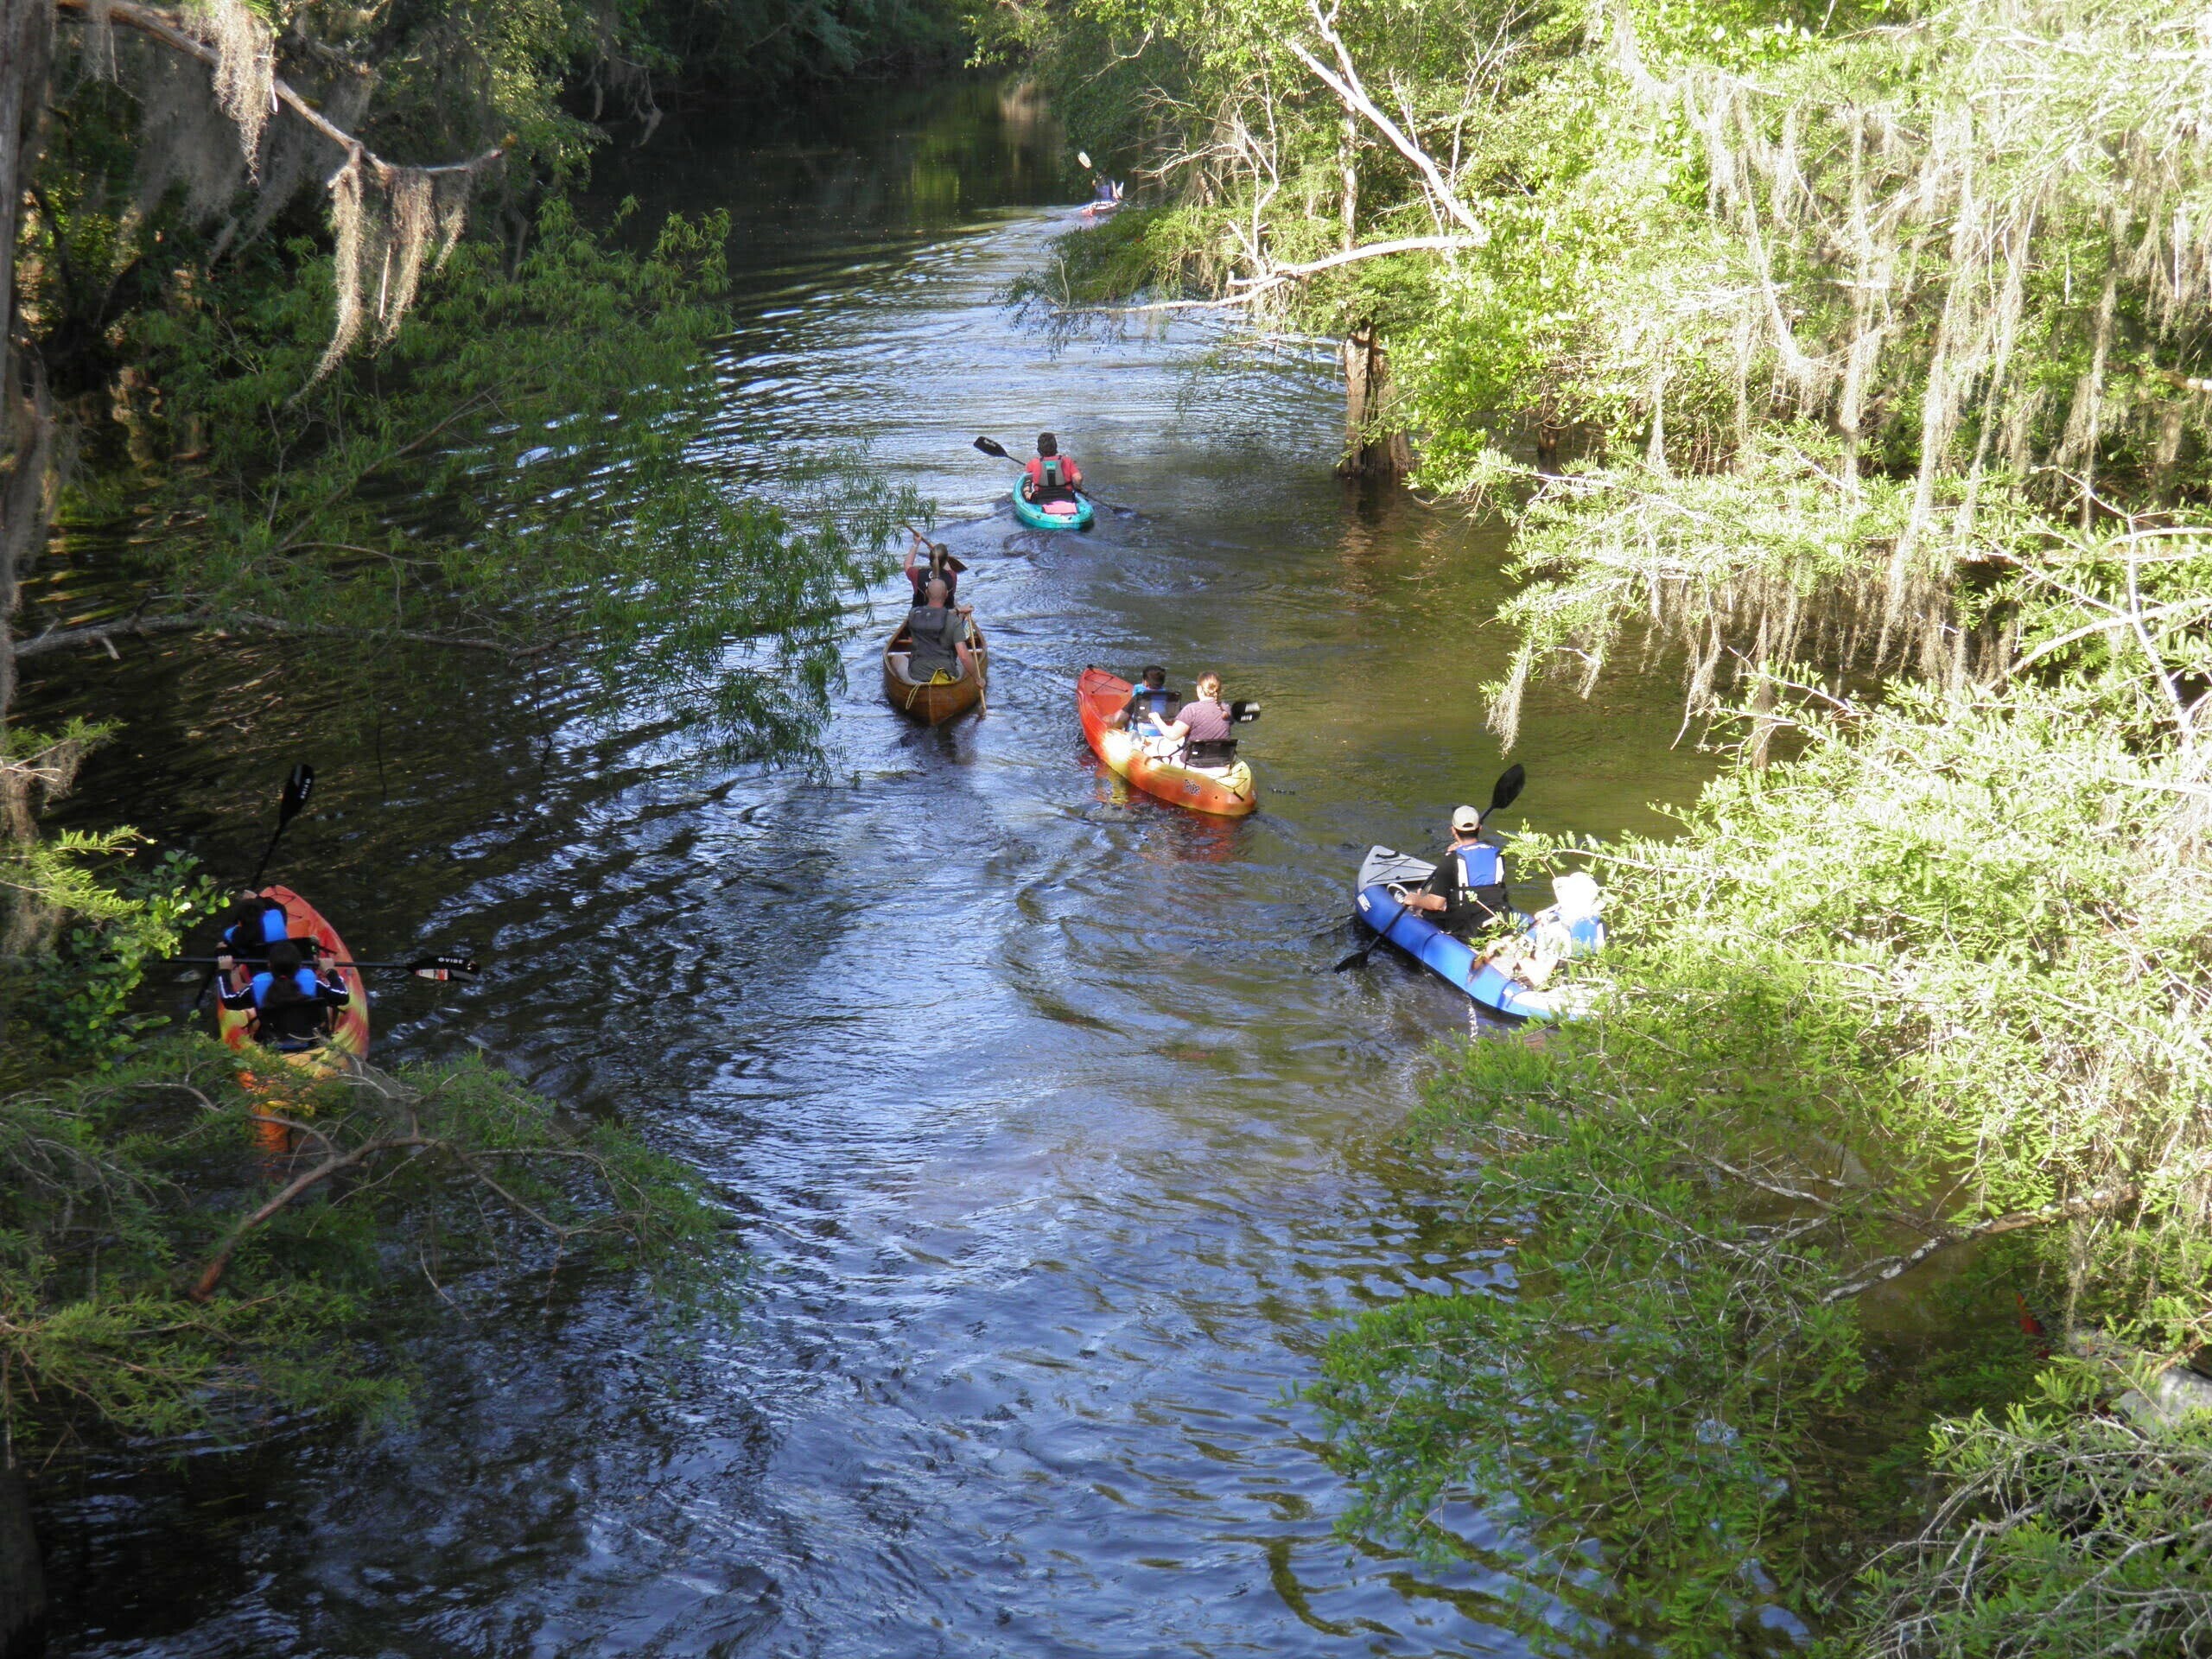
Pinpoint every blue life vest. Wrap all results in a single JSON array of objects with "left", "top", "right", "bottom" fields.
[
  {"left": 250, "top": 965, "right": 321, "bottom": 1007},
  {"left": 225, "top": 901, "right": 289, "bottom": 955},
  {"left": 1455, "top": 842, "right": 1503, "bottom": 894},
  {"left": 1132, "top": 685, "right": 1176, "bottom": 725}
]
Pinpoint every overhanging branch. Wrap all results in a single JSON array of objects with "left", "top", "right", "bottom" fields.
[
  {"left": 12, "top": 610, "right": 565, "bottom": 661},
  {"left": 51, "top": 0, "right": 502, "bottom": 180}
]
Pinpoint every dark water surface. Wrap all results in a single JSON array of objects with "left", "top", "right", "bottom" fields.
[{"left": 29, "top": 79, "right": 1718, "bottom": 1658}]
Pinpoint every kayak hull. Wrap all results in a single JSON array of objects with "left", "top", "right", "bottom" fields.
[
  {"left": 1013, "top": 490, "right": 1094, "bottom": 531},
  {"left": 1077, "top": 666, "right": 1257, "bottom": 818},
  {"left": 214, "top": 884, "right": 372, "bottom": 1074},
  {"left": 883, "top": 620, "right": 988, "bottom": 725},
  {"left": 1351, "top": 847, "right": 1574, "bottom": 1020}
]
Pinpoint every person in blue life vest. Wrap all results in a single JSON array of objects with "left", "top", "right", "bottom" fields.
[
  {"left": 1021, "top": 433, "right": 1084, "bottom": 506},
  {"left": 1399, "top": 803, "right": 1511, "bottom": 937},
  {"left": 1109, "top": 665, "right": 1178, "bottom": 737},
  {"left": 217, "top": 888, "right": 292, "bottom": 959},
  {"left": 217, "top": 938, "right": 352, "bottom": 1051}
]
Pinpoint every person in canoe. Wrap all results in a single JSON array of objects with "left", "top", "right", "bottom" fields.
[
  {"left": 904, "top": 531, "right": 969, "bottom": 611},
  {"left": 1021, "top": 434, "right": 1084, "bottom": 509},
  {"left": 216, "top": 938, "right": 353, "bottom": 1052},
  {"left": 1154, "top": 672, "right": 1240, "bottom": 770},
  {"left": 906, "top": 575, "right": 985, "bottom": 707},
  {"left": 1109, "top": 665, "right": 1178, "bottom": 736},
  {"left": 1396, "top": 804, "right": 1512, "bottom": 938},
  {"left": 217, "top": 888, "right": 293, "bottom": 960}
]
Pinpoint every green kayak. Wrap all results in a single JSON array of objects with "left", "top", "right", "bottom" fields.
[{"left": 1013, "top": 488, "right": 1094, "bottom": 531}]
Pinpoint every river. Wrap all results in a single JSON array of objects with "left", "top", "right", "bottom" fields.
[{"left": 27, "top": 76, "right": 1717, "bottom": 1658}]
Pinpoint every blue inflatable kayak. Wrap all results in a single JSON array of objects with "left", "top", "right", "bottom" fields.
[
  {"left": 1352, "top": 846, "right": 1605, "bottom": 1020},
  {"left": 1013, "top": 488, "right": 1094, "bottom": 531}
]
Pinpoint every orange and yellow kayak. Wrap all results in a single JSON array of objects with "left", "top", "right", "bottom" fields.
[
  {"left": 214, "top": 884, "right": 372, "bottom": 1077},
  {"left": 1077, "top": 666, "right": 1258, "bottom": 818}
]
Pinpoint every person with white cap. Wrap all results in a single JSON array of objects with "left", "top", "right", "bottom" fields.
[{"left": 1399, "top": 803, "right": 1510, "bottom": 936}]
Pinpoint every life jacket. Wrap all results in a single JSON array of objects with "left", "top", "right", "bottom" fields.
[
  {"left": 1038, "top": 455, "right": 1069, "bottom": 491},
  {"left": 250, "top": 966, "right": 330, "bottom": 1046},
  {"left": 905, "top": 606, "right": 965, "bottom": 678},
  {"left": 223, "top": 898, "right": 289, "bottom": 956},
  {"left": 1448, "top": 840, "right": 1510, "bottom": 920},
  {"left": 1130, "top": 685, "right": 1177, "bottom": 726}
]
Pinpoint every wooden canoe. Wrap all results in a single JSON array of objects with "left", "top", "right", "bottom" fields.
[
  {"left": 1077, "top": 666, "right": 1258, "bottom": 817},
  {"left": 882, "top": 618, "right": 988, "bottom": 724}
]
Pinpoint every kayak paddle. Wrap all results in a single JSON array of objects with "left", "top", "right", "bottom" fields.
[
  {"left": 181, "top": 951, "right": 482, "bottom": 979},
  {"left": 193, "top": 763, "right": 315, "bottom": 1011},
  {"left": 971, "top": 435, "right": 1135, "bottom": 516},
  {"left": 1333, "top": 765, "right": 1529, "bottom": 973}
]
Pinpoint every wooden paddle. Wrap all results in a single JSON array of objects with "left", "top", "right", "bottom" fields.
[
  {"left": 1334, "top": 765, "right": 1528, "bottom": 972},
  {"left": 972, "top": 435, "right": 1135, "bottom": 516},
  {"left": 191, "top": 763, "right": 315, "bottom": 1010}
]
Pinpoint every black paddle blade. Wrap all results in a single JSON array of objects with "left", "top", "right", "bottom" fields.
[
  {"left": 1489, "top": 763, "right": 1527, "bottom": 816},
  {"left": 1332, "top": 944, "right": 1376, "bottom": 971},
  {"left": 410, "top": 954, "right": 480, "bottom": 980},
  {"left": 973, "top": 435, "right": 1009, "bottom": 459},
  {"left": 279, "top": 762, "right": 315, "bottom": 823}
]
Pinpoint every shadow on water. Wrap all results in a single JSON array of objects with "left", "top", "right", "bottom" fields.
[{"left": 23, "top": 74, "right": 1719, "bottom": 1659}]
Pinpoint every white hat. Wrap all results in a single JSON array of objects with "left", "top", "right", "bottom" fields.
[
  {"left": 1552, "top": 872, "right": 1603, "bottom": 921},
  {"left": 1450, "top": 804, "right": 1482, "bottom": 833}
]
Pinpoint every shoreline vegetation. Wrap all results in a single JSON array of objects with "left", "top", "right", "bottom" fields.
[{"left": 998, "top": 0, "right": 2212, "bottom": 1649}]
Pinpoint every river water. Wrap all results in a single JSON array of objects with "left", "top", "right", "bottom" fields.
[{"left": 29, "top": 78, "right": 1718, "bottom": 1659}]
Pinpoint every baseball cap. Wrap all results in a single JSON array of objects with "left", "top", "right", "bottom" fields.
[{"left": 1450, "top": 804, "right": 1482, "bottom": 832}]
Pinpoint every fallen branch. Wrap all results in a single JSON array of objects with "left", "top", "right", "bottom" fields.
[{"left": 1822, "top": 1184, "right": 2140, "bottom": 1303}]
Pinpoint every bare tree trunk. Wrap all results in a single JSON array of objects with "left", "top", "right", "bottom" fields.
[
  {"left": 1535, "top": 385, "right": 1563, "bottom": 471},
  {"left": 0, "top": 1451, "right": 44, "bottom": 1659},
  {"left": 2, "top": 0, "right": 57, "bottom": 745},
  {"left": 1338, "top": 322, "right": 1410, "bottom": 479}
]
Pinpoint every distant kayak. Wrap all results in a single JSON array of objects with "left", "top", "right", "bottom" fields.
[
  {"left": 1077, "top": 667, "right": 1258, "bottom": 817},
  {"left": 1351, "top": 848, "right": 1604, "bottom": 1020},
  {"left": 215, "top": 884, "right": 372, "bottom": 1071},
  {"left": 1014, "top": 489, "right": 1094, "bottom": 531},
  {"left": 884, "top": 618, "right": 988, "bottom": 724}
]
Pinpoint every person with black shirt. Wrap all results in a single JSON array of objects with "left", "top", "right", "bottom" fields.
[
  {"left": 1159, "top": 671, "right": 1237, "bottom": 768},
  {"left": 1399, "top": 804, "right": 1511, "bottom": 937},
  {"left": 1111, "top": 666, "right": 1178, "bottom": 735},
  {"left": 903, "top": 531, "right": 969, "bottom": 610}
]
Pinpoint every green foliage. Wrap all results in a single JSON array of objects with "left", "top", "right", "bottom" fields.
[
  {"left": 0, "top": 1037, "right": 736, "bottom": 1458},
  {"left": 121, "top": 197, "right": 912, "bottom": 760},
  {"left": 1315, "top": 652, "right": 2212, "bottom": 1649},
  {"left": 26, "top": 849, "right": 217, "bottom": 1069}
]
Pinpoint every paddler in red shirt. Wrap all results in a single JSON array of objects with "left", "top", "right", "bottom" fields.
[{"left": 1020, "top": 433, "right": 1084, "bottom": 507}]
